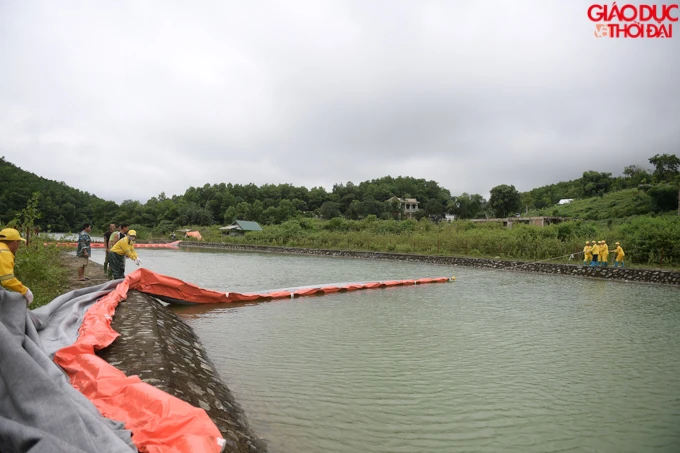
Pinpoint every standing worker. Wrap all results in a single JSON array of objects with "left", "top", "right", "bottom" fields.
[
  {"left": 0, "top": 228, "right": 33, "bottom": 306},
  {"left": 108, "top": 223, "right": 129, "bottom": 250},
  {"left": 103, "top": 223, "right": 116, "bottom": 274},
  {"left": 590, "top": 240, "right": 600, "bottom": 267},
  {"left": 583, "top": 241, "right": 592, "bottom": 266},
  {"left": 613, "top": 242, "right": 625, "bottom": 267},
  {"left": 76, "top": 223, "right": 92, "bottom": 281},
  {"left": 599, "top": 240, "right": 609, "bottom": 267},
  {"left": 108, "top": 229, "right": 142, "bottom": 280}
]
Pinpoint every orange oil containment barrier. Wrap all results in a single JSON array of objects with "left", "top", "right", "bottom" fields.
[
  {"left": 53, "top": 270, "right": 226, "bottom": 453},
  {"left": 224, "top": 276, "right": 451, "bottom": 302},
  {"left": 49, "top": 241, "right": 182, "bottom": 249},
  {"left": 52, "top": 268, "right": 452, "bottom": 452},
  {"left": 130, "top": 269, "right": 453, "bottom": 305}
]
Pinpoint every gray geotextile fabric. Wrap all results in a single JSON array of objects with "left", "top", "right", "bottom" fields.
[{"left": 0, "top": 282, "right": 137, "bottom": 453}]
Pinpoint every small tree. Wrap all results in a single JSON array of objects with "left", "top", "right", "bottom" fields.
[
  {"left": 489, "top": 185, "right": 521, "bottom": 217},
  {"left": 581, "top": 171, "right": 612, "bottom": 197},
  {"left": 449, "top": 193, "right": 487, "bottom": 219},
  {"left": 623, "top": 165, "right": 651, "bottom": 186},
  {"left": 649, "top": 153, "right": 680, "bottom": 183},
  {"left": 424, "top": 199, "right": 445, "bottom": 218},
  {"left": 319, "top": 201, "right": 341, "bottom": 219},
  {"left": 648, "top": 184, "right": 678, "bottom": 212},
  {"left": 9, "top": 192, "right": 42, "bottom": 245}
]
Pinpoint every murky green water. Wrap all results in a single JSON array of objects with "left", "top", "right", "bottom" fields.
[{"left": 89, "top": 247, "right": 680, "bottom": 452}]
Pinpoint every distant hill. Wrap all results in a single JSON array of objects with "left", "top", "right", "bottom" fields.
[
  {"left": 528, "top": 188, "right": 655, "bottom": 220},
  {"left": 0, "top": 157, "right": 118, "bottom": 231},
  {"left": 519, "top": 155, "right": 679, "bottom": 218},
  {"left": 1, "top": 154, "right": 677, "bottom": 233}
]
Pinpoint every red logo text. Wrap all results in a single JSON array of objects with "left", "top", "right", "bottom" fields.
[{"left": 588, "top": 3, "right": 677, "bottom": 38}]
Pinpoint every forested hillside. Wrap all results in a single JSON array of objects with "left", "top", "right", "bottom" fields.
[
  {"left": 1, "top": 153, "right": 677, "bottom": 234},
  {"left": 520, "top": 154, "right": 679, "bottom": 210},
  {"left": 0, "top": 157, "right": 452, "bottom": 231},
  {"left": 0, "top": 157, "right": 118, "bottom": 231}
]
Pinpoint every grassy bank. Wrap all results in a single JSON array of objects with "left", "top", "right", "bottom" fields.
[
  {"left": 141, "top": 215, "right": 680, "bottom": 270},
  {"left": 530, "top": 188, "right": 655, "bottom": 220},
  {"left": 14, "top": 238, "right": 69, "bottom": 309}
]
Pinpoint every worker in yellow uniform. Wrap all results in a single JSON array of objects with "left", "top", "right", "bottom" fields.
[
  {"left": 0, "top": 228, "right": 34, "bottom": 306},
  {"left": 108, "top": 229, "right": 142, "bottom": 280},
  {"left": 583, "top": 241, "right": 592, "bottom": 266},
  {"left": 599, "top": 240, "right": 609, "bottom": 267},
  {"left": 613, "top": 242, "right": 625, "bottom": 267},
  {"left": 590, "top": 240, "right": 600, "bottom": 267}
]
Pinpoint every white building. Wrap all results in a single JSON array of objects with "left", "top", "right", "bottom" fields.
[{"left": 386, "top": 196, "right": 420, "bottom": 219}]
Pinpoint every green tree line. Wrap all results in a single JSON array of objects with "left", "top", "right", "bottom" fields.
[{"left": 1, "top": 153, "right": 678, "bottom": 235}]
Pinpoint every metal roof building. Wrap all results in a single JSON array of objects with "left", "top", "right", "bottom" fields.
[{"left": 219, "top": 220, "right": 263, "bottom": 235}]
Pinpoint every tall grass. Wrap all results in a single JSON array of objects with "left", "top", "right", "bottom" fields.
[
  {"left": 165, "top": 215, "right": 680, "bottom": 268},
  {"left": 14, "top": 238, "right": 69, "bottom": 308},
  {"left": 530, "top": 188, "right": 654, "bottom": 220}
]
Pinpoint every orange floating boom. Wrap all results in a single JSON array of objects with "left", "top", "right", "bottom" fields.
[
  {"left": 52, "top": 268, "right": 453, "bottom": 452},
  {"left": 128, "top": 268, "right": 453, "bottom": 305},
  {"left": 48, "top": 240, "right": 182, "bottom": 249}
]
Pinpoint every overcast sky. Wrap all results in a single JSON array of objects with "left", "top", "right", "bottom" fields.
[{"left": 1, "top": 1, "right": 678, "bottom": 204}]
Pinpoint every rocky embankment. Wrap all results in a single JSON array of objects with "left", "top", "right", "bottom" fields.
[
  {"left": 59, "top": 255, "right": 267, "bottom": 453},
  {"left": 179, "top": 242, "right": 680, "bottom": 286}
]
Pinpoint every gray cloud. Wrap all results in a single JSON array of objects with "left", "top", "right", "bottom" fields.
[{"left": 1, "top": 0, "right": 678, "bottom": 203}]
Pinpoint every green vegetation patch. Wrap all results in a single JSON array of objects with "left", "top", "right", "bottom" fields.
[{"left": 14, "top": 240, "right": 69, "bottom": 309}]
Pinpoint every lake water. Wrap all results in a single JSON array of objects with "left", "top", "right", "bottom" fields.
[{"left": 86, "top": 247, "right": 680, "bottom": 453}]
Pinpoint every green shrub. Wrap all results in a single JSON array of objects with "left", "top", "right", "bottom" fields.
[
  {"left": 14, "top": 239, "right": 68, "bottom": 308},
  {"left": 211, "top": 214, "right": 679, "bottom": 269}
]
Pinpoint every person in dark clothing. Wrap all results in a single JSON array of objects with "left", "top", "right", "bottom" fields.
[
  {"left": 76, "top": 223, "right": 92, "bottom": 281},
  {"left": 103, "top": 223, "right": 116, "bottom": 274},
  {"left": 108, "top": 224, "right": 129, "bottom": 249}
]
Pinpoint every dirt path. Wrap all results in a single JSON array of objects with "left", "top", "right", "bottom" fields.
[{"left": 60, "top": 253, "right": 111, "bottom": 291}]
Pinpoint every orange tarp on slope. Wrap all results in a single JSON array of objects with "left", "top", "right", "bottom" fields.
[
  {"left": 185, "top": 231, "right": 203, "bottom": 240},
  {"left": 53, "top": 270, "right": 226, "bottom": 453},
  {"left": 52, "top": 268, "right": 451, "bottom": 452}
]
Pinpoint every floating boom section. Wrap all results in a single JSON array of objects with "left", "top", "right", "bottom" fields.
[
  {"left": 50, "top": 240, "right": 182, "bottom": 249},
  {"left": 227, "top": 276, "right": 451, "bottom": 302},
  {"left": 52, "top": 268, "right": 451, "bottom": 453},
  {"left": 126, "top": 268, "right": 453, "bottom": 305}
]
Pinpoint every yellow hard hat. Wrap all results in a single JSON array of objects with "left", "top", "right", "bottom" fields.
[
  {"left": 128, "top": 230, "right": 137, "bottom": 236},
  {"left": 0, "top": 228, "right": 26, "bottom": 242},
  {"left": 615, "top": 242, "right": 620, "bottom": 245},
  {"left": 585, "top": 241, "right": 590, "bottom": 244}
]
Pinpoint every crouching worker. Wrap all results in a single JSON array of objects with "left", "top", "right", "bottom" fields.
[
  {"left": 613, "top": 242, "right": 625, "bottom": 268},
  {"left": 0, "top": 228, "right": 34, "bottom": 307},
  {"left": 108, "top": 229, "right": 142, "bottom": 280}
]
